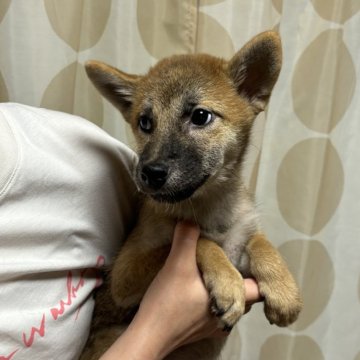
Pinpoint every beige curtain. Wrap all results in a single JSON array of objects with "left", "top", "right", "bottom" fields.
[{"left": 1, "top": 1, "right": 359, "bottom": 359}]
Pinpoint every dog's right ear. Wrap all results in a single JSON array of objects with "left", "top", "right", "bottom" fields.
[{"left": 85, "top": 61, "right": 140, "bottom": 122}]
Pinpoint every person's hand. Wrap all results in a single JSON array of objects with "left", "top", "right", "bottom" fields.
[{"left": 100, "top": 222, "right": 261, "bottom": 360}]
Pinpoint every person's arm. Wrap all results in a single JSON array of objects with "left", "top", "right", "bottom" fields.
[{"left": 100, "top": 222, "right": 261, "bottom": 360}]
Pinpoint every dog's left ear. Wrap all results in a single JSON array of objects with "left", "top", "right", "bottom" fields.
[{"left": 228, "top": 31, "right": 282, "bottom": 113}]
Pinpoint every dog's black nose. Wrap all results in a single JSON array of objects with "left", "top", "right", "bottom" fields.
[{"left": 141, "top": 163, "right": 168, "bottom": 190}]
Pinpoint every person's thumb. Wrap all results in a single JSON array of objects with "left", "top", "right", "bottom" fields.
[{"left": 167, "top": 221, "right": 200, "bottom": 269}]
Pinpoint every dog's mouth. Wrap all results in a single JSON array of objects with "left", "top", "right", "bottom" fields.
[{"left": 147, "top": 174, "right": 210, "bottom": 203}]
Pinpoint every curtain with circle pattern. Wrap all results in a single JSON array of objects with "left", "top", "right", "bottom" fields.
[{"left": 0, "top": 1, "right": 359, "bottom": 359}]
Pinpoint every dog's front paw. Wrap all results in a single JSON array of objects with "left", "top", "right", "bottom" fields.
[
  {"left": 203, "top": 268, "right": 246, "bottom": 331},
  {"left": 260, "top": 280, "right": 303, "bottom": 327},
  {"left": 111, "top": 268, "right": 149, "bottom": 308},
  {"left": 111, "top": 276, "right": 144, "bottom": 308},
  {"left": 111, "top": 245, "right": 170, "bottom": 309}
]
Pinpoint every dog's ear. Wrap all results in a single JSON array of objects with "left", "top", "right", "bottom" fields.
[
  {"left": 228, "top": 31, "right": 282, "bottom": 113},
  {"left": 85, "top": 61, "right": 140, "bottom": 122}
]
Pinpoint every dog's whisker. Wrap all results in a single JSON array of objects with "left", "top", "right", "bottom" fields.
[{"left": 188, "top": 198, "right": 199, "bottom": 225}]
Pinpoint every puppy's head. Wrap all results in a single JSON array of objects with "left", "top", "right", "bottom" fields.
[{"left": 86, "top": 31, "right": 281, "bottom": 203}]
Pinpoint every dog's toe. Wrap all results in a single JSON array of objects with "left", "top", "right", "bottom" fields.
[
  {"left": 264, "top": 295, "right": 303, "bottom": 327},
  {"left": 205, "top": 272, "right": 246, "bottom": 330}
]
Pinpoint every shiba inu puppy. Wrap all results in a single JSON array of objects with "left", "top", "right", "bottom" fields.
[{"left": 81, "top": 31, "right": 302, "bottom": 360}]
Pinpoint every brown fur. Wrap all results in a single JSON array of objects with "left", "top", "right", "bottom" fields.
[{"left": 80, "top": 31, "right": 302, "bottom": 360}]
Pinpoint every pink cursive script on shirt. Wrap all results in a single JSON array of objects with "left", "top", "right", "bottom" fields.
[
  {"left": 22, "top": 314, "right": 46, "bottom": 347},
  {"left": 1, "top": 255, "right": 105, "bottom": 359},
  {"left": 0, "top": 349, "right": 18, "bottom": 360},
  {"left": 50, "top": 271, "right": 85, "bottom": 320}
]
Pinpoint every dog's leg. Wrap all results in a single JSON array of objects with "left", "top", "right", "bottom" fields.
[
  {"left": 111, "top": 240, "right": 170, "bottom": 308},
  {"left": 197, "top": 238, "right": 246, "bottom": 331},
  {"left": 80, "top": 280, "right": 129, "bottom": 360},
  {"left": 79, "top": 325, "right": 126, "bottom": 360},
  {"left": 246, "top": 233, "right": 303, "bottom": 326}
]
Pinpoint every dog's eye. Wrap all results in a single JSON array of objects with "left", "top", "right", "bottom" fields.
[
  {"left": 191, "top": 109, "right": 213, "bottom": 127},
  {"left": 139, "top": 115, "right": 152, "bottom": 133}
]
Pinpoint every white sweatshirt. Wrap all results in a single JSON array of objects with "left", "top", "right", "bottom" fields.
[{"left": 0, "top": 103, "right": 137, "bottom": 360}]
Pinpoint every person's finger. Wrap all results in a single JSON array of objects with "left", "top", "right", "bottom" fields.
[
  {"left": 244, "top": 278, "right": 262, "bottom": 303},
  {"left": 167, "top": 221, "right": 200, "bottom": 268}
]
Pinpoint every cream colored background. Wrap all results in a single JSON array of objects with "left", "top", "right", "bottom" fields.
[{"left": 1, "top": 1, "right": 359, "bottom": 359}]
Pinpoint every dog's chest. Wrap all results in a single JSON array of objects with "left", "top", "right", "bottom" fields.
[
  {"left": 145, "top": 189, "right": 259, "bottom": 275},
  {"left": 199, "top": 196, "right": 259, "bottom": 274}
]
